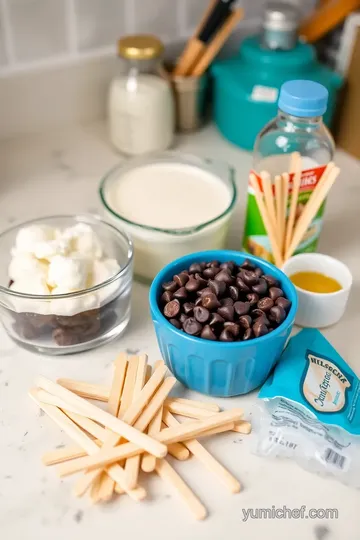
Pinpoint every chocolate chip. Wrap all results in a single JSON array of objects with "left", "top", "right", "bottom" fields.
[
  {"left": 269, "top": 305, "right": 286, "bottom": 325},
  {"left": 252, "top": 278, "right": 268, "bottom": 295},
  {"left": 207, "top": 260, "right": 220, "bottom": 268},
  {"left": 263, "top": 274, "right": 279, "bottom": 288},
  {"left": 179, "top": 313, "right": 189, "bottom": 324},
  {"left": 200, "top": 325, "right": 217, "bottom": 340},
  {"left": 183, "top": 317, "right": 202, "bottom": 336},
  {"left": 253, "top": 318, "right": 269, "bottom": 337},
  {"left": 174, "top": 273, "right": 189, "bottom": 287},
  {"left": 220, "top": 261, "right": 235, "bottom": 272},
  {"left": 255, "top": 313, "right": 270, "bottom": 326},
  {"left": 257, "top": 297, "right": 274, "bottom": 312},
  {"left": 169, "top": 318, "right": 182, "bottom": 329},
  {"left": 246, "top": 292, "right": 259, "bottom": 306},
  {"left": 239, "top": 315, "right": 252, "bottom": 329},
  {"left": 161, "top": 291, "right": 173, "bottom": 304},
  {"left": 224, "top": 322, "right": 240, "bottom": 337},
  {"left": 269, "top": 287, "right": 284, "bottom": 301},
  {"left": 203, "top": 267, "right": 220, "bottom": 279},
  {"left": 189, "top": 263, "right": 202, "bottom": 274},
  {"left": 276, "top": 297, "right": 291, "bottom": 312},
  {"left": 217, "top": 305, "right": 235, "bottom": 321},
  {"left": 241, "top": 259, "right": 255, "bottom": 270},
  {"left": 194, "top": 306, "right": 210, "bottom": 323},
  {"left": 201, "top": 293, "right": 220, "bottom": 310},
  {"left": 229, "top": 285, "right": 239, "bottom": 301},
  {"left": 219, "top": 328, "right": 234, "bottom": 342},
  {"left": 200, "top": 262, "right": 207, "bottom": 270},
  {"left": 241, "top": 270, "right": 259, "bottom": 286},
  {"left": 220, "top": 297, "right": 234, "bottom": 307},
  {"left": 164, "top": 299, "right": 181, "bottom": 318},
  {"left": 183, "top": 302, "right": 194, "bottom": 315},
  {"left": 185, "top": 277, "right": 200, "bottom": 292},
  {"left": 215, "top": 269, "right": 233, "bottom": 284},
  {"left": 242, "top": 327, "right": 253, "bottom": 340},
  {"left": 234, "top": 301, "right": 250, "bottom": 316},
  {"left": 251, "top": 308, "right": 265, "bottom": 318},
  {"left": 195, "top": 274, "right": 208, "bottom": 289},
  {"left": 254, "top": 267, "right": 264, "bottom": 277},
  {"left": 197, "top": 287, "right": 213, "bottom": 297},
  {"left": 162, "top": 281, "right": 177, "bottom": 292},
  {"left": 52, "top": 328, "right": 80, "bottom": 346},
  {"left": 209, "top": 313, "right": 225, "bottom": 326},
  {"left": 194, "top": 297, "right": 203, "bottom": 306},
  {"left": 236, "top": 277, "right": 250, "bottom": 293},
  {"left": 208, "top": 279, "right": 226, "bottom": 297},
  {"left": 173, "top": 287, "right": 188, "bottom": 300}
]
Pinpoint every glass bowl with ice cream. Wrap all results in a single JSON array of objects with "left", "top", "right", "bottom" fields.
[
  {"left": 99, "top": 152, "right": 237, "bottom": 282},
  {"left": 0, "top": 215, "right": 133, "bottom": 355}
]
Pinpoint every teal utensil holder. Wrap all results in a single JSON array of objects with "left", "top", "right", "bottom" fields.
[{"left": 211, "top": 37, "right": 343, "bottom": 151}]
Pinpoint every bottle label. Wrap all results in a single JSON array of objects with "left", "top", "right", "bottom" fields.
[{"left": 242, "top": 165, "right": 327, "bottom": 263}]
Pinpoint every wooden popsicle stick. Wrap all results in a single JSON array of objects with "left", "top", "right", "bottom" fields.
[
  {"left": 75, "top": 361, "right": 167, "bottom": 496},
  {"left": 191, "top": 9, "right": 244, "bottom": 76},
  {"left": 249, "top": 174, "right": 283, "bottom": 268},
  {"left": 173, "top": 0, "right": 217, "bottom": 76},
  {"left": 281, "top": 172, "right": 290, "bottom": 254},
  {"left": 77, "top": 355, "right": 139, "bottom": 498},
  {"left": 274, "top": 174, "right": 283, "bottom": 251},
  {"left": 165, "top": 397, "right": 220, "bottom": 412},
  {"left": 124, "top": 356, "right": 148, "bottom": 494},
  {"left": 284, "top": 151, "right": 301, "bottom": 254},
  {"left": 44, "top": 421, "right": 235, "bottom": 467},
  {"left": 36, "top": 388, "right": 91, "bottom": 416},
  {"left": 57, "top": 378, "right": 109, "bottom": 402},
  {"left": 167, "top": 441, "right": 191, "bottom": 461},
  {"left": 65, "top": 411, "right": 107, "bottom": 441},
  {"left": 65, "top": 409, "right": 146, "bottom": 500},
  {"left": 57, "top": 408, "right": 243, "bottom": 476},
  {"left": 163, "top": 410, "right": 241, "bottom": 493},
  {"left": 96, "top": 352, "right": 130, "bottom": 502},
  {"left": 30, "top": 389, "right": 145, "bottom": 500},
  {"left": 261, "top": 171, "right": 277, "bottom": 240},
  {"left": 141, "top": 360, "right": 165, "bottom": 473},
  {"left": 286, "top": 165, "right": 339, "bottom": 260},
  {"left": 90, "top": 473, "right": 104, "bottom": 504},
  {"left": 36, "top": 376, "right": 167, "bottom": 458},
  {"left": 155, "top": 459, "right": 207, "bottom": 520}
]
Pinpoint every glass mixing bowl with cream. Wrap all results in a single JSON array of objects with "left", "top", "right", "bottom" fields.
[
  {"left": 99, "top": 152, "right": 237, "bottom": 281},
  {"left": 0, "top": 215, "right": 133, "bottom": 355}
]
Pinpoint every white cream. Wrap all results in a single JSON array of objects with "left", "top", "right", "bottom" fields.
[
  {"left": 8, "top": 223, "right": 120, "bottom": 315},
  {"left": 107, "top": 163, "right": 231, "bottom": 229},
  {"left": 103, "top": 161, "right": 234, "bottom": 281}
]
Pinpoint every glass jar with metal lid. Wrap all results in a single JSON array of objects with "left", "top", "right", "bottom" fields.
[{"left": 108, "top": 34, "right": 175, "bottom": 156}]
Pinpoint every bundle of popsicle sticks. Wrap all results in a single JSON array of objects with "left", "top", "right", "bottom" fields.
[
  {"left": 249, "top": 152, "right": 340, "bottom": 268},
  {"left": 30, "top": 353, "right": 251, "bottom": 520}
]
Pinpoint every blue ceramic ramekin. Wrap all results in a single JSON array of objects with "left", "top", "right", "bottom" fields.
[{"left": 149, "top": 251, "right": 298, "bottom": 397}]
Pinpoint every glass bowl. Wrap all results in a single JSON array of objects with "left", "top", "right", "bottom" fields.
[
  {"left": 99, "top": 152, "right": 237, "bottom": 283},
  {"left": 0, "top": 215, "right": 133, "bottom": 355}
]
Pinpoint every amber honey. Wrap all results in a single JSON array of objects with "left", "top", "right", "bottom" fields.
[{"left": 290, "top": 271, "right": 342, "bottom": 294}]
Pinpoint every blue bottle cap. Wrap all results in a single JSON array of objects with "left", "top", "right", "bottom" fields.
[{"left": 278, "top": 79, "right": 329, "bottom": 117}]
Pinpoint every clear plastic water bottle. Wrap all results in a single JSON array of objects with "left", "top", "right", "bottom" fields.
[{"left": 243, "top": 80, "right": 335, "bottom": 261}]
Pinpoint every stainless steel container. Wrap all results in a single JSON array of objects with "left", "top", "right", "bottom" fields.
[{"left": 171, "top": 72, "right": 209, "bottom": 132}]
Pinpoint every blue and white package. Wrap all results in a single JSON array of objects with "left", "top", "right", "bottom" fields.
[{"left": 254, "top": 328, "right": 360, "bottom": 487}]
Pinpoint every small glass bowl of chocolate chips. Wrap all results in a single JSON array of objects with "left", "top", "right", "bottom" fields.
[
  {"left": 0, "top": 215, "right": 133, "bottom": 355},
  {"left": 150, "top": 251, "right": 298, "bottom": 396}
]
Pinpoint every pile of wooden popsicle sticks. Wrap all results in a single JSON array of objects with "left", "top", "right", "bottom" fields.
[
  {"left": 30, "top": 352, "right": 251, "bottom": 520},
  {"left": 249, "top": 153, "right": 340, "bottom": 268}
]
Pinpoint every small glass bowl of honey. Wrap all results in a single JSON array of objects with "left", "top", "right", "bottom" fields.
[{"left": 282, "top": 253, "right": 352, "bottom": 328}]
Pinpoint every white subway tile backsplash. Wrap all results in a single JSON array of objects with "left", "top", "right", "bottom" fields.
[
  {"left": 184, "top": 0, "right": 211, "bottom": 33},
  {"left": 75, "top": 0, "right": 127, "bottom": 52},
  {"left": 8, "top": 0, "right": 67, "bottom": 62},
  {"left": 133, "top": 0, "right": 179, "bottom": 41}
]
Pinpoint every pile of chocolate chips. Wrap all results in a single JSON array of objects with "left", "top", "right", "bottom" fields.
[{"left": 159, "top": 259, "right": 291, "bottom": 342}]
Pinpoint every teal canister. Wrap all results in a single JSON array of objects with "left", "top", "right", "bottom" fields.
[{"left": 211, "top": 37, "right": 343, "bottom": 151}]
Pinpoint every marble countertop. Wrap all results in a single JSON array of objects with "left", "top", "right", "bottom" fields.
[{"left": 1, "top": 123, "right": 359, "bottom": 540}]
